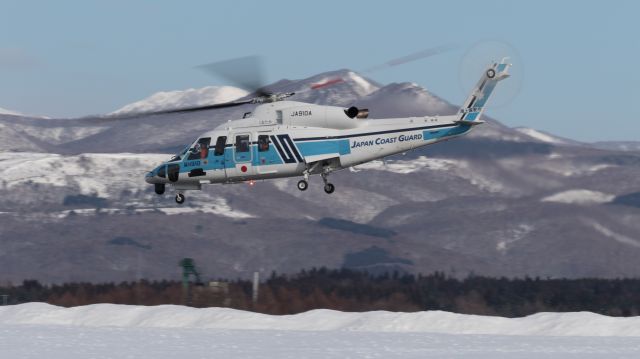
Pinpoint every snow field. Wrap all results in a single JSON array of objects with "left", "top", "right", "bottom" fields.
[
  {"left": 3, "top": 303, "right": 640, "bottom": 337},
  {"left": 2, "top": 304, "right": 640, "bottom": 358}
]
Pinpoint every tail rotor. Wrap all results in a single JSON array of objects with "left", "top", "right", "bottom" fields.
[{"left": 458, "top": 40, "right": 523, "bottom": 109}]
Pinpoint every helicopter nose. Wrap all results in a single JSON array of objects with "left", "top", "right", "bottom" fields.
[{"left": 145, "top": 171, "right": 156, "bottom": 184}]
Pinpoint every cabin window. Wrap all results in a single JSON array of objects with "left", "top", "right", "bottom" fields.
[
  {"left": 169, "top": 146, "right": 189, "bottom": 162},
  {"left": 258, "top": 135, "right": 270, "bottom": 152},
  {"left": 235, "top": 135, "right": 250, "bottom": 153},
  {"left": 188, "top": 137, "right": 211, "bottom": 160},
  {"left": 276, "top": 110, "right": 283, "bottom": 124},
  {"left": 157, "top": 165, "right": 166, "bottom": 178},
  {"left": 213, "top": 136, "right": 227, "bottom": 156}
]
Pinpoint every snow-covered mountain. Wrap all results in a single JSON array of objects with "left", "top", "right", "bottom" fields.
[
  {"left": 0, "top": 105, "right": 50, "bottom": 119},
  {"left": 109, "top": 86, "right": 249, "bottom": 115},
  {"left": 0, "top": 106, "right": 23, "bottom": 116},
  {"left": 592, "top": 141, "right": 640, "bottom": 152},
  {"left": 261, "top": 69, "right": 381, "bottom": 107},
  {"left": 514, "top": 127, "right": 580, "bottom": 146},
  {"left": 2, "top": 69, "right": 640, "bottom": 283},
  {"left": 354, "top": 82, "right": 454, "bottom": 118}
]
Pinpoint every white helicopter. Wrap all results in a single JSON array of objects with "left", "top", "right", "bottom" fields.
[{"left": 144, "top": 58, "right": 511, "bottom": 204}]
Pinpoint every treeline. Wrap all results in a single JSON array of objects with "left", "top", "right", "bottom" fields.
[{"left": 2, "top": 268, "right": 640, "bottom": 317}]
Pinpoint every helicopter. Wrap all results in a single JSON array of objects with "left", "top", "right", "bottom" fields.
[{"left": 143, "top": 57, "right": 511, "bottom": 204}]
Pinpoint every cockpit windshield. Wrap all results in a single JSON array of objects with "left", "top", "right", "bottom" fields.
[{"left": 169, "top": 146, "right": 189, "bottom": 162}]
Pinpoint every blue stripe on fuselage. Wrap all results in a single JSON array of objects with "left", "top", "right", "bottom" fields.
[
  {"left": 295, "top": 139, "right": 351, "bottom": 157},
  {"left": 173, "top": 124, "right": 471, "bottom": 174},
  {"left": 423, "top": 125, "right": 470, "bottom": 141},
  {"left": 252, "top": 144, "right": 284, "bottom": 166},
  {"left": 176, "top": 144, "right": 286, "bottom": 172},
  {"left": 464, "top": 112, "right": 479, "bottom": 121}
]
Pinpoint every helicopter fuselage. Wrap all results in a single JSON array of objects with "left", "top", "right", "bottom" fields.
[
  {"left": 145, "top": 59, "right": 510, "bottom": 203},
  {"left": 145, "top": 101, "right": 469, "bottom": 187}
]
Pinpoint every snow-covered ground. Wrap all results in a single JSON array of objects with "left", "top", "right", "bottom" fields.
[
  {"left": 541, "top": 189, "right": 615, "bottom": 204},
  {"left": 542, "top": 189, "right": 615, "bottom": 204},
  {"left": 0, "top": 152, "right": 166, "bottom": 191},
  {"left": 354, "top": 156, "right": 458, "bottom": 174},
  {"left": 1, "top": 303, "right": 640, "bottom": 358}
]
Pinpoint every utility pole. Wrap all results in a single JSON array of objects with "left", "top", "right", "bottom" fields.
[{"left": 252, "top": 271, "right": 260, "bottom": 307}]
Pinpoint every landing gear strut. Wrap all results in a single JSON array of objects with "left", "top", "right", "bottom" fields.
[
  {"left": 175, "top": 193, "right": 185, "bottom": 204},
  {"left": 296, "top": 163, "right": 336, "bottom": 194},
  {"left": 298, "top": 168, "right": 311, "bottom": 191}
]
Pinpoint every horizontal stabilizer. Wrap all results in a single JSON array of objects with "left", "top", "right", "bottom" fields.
[{"left": 455, "top": 119, "right": 486, "bottom": 126}]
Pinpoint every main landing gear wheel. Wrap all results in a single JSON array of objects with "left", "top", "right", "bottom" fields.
[
  {"left": 297, "top": 180, "right": 308, "bottom": 191},
  {"left": 175, "top": 193, "right": 185, "bottom": 204},
  {"left": 324, "top": 183, "right": 335, "bottom": 194}
]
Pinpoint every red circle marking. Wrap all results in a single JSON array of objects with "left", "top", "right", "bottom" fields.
[{"left": 241, "top": 165, "right": 247, "bottom": 173}]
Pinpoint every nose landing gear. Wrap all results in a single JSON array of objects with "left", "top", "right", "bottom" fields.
[
  {"left": 175, "top": 193, "right": 185, "bottom": 204},
  {"left": 297, "top": 180, "right": 308, "bottom": 191},
  {"left": 297, "top": 170, "right": 310, "bottom": 191}
]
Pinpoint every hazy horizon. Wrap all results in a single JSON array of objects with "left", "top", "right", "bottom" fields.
[{"left": 1, "top": 0, "right": 638, "bottom": 142}]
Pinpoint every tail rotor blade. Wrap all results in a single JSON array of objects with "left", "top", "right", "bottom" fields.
[{"left": 458, "top": 40, "right": 523, "bottom": 108}]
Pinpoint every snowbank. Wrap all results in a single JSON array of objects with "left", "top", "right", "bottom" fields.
[{"left": 2, "top": 303, "right": 640, "bottom": 337}]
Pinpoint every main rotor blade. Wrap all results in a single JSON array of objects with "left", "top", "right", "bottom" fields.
[
  {"left": 196, "top": 55, "right": 269, "bottom": 97},
  {"left": 155, "top": 99, "right": 253, "bottom": 114},
  {"left": 294, "top": 44, "right": 457, "bottom": 97},
  {"left": 104, "top": 99, "right": 253, "bottom": 119},
  {"left": 363, "top": 44, "right": 456, "bottom": 74}
]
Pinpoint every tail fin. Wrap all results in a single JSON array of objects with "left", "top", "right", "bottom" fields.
[{"left": 457, "top": 58, "right": 511, "bottom": 124}]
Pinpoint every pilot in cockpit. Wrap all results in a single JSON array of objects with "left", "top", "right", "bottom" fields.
[
  {"left": 170, "top": 146, "right": 189, "bottom": 162},
  {"left": 258, "top": 136, "right": 269, "bottom": 152}
]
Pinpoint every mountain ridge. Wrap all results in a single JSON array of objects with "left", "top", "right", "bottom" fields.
[{"left": 1, "top": 69, "right": 640, "bottom": 283}]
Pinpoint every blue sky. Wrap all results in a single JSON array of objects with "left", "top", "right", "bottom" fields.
[{"left": 0, "top": 0, "right": 638, "bottom": 142}]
